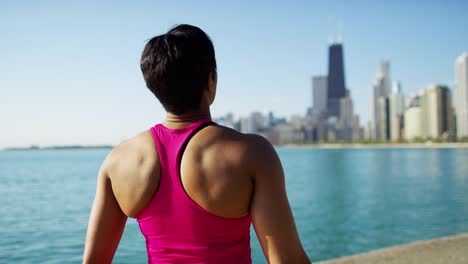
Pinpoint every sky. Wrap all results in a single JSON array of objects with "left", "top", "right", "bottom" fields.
[{"left": 1, "top": 0, "right": 467, "bottom": 148}]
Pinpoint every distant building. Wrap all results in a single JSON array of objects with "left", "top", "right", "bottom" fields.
[
  {"left": 378, "top": 96, "right": 390, "bottom": 141},
  {"left": 267, "top": 112, "right": 287, "bottom": 127},
  {"left": 239, "top": 112, "right": 270, "bottom": 134},
  {"left": 312, "top": 76, "right": 328, "bottom": 116},
  {"left": 327, "top": 43, "right": 347, "bottom": 118},
  {"left": 351, "top": 115, "right": 364, "bottom": 141},
  {"left": 259, "top": 123, "right": 305, "bottom": 145},
  {"left": 239, "top": 116, "right": 256, "bottom": 134},
  {"left": 289, "top": 115, "right": 304, "bottom": 130},
  {"left": 426, "top": 85, "right": 454, "bottom": 140},
  {"left": 307, "top": 114, "right": 327, "bottom": 142},
  {"left": 455, "top": 52, "right": 468, "bottom": 138},
  {"left": 389, "top": 81, "right": 405, "bottom": 141},
  {"left": 413, "top": 85, "right": 454, "bottom": 140},
  {"left": 251, "top": 112, "right": 267, "bottom": 129},
  {"left": 325, "top": 117, "right": 339, "bottom": 141},
  {"left": 214, "top": 113, "right": 236, "bottom": 129},
  {"left": 339, "top": 96, "right": 354, "bottom": 127},
  {"left": 404, "top": 101, "right": 423, "bottom": 141},
  {"left": 419, "top": 89, "right": 430, "bottom": 138},
  {"left": 370, "top": 61, "right": 391, "bottom": 141},
  {"left": 338, "top": 96, "right": 354, "bottom": 141}
]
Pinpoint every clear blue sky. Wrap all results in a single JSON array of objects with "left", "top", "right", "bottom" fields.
[{"left": 1, "top": 0, "right": 467, "bottom": 148}]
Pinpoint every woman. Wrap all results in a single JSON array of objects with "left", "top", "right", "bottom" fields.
[{"left": 83, "top": 24, "right": 310, "bottom": 264}]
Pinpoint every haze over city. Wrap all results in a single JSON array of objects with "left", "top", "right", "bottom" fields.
[{"left": 1, "top": 0, "right": 467, "bottom": 148}]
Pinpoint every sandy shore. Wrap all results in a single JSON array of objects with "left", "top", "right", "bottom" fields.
[
  {"left": 281, "top": 142, "right": 468, "bottom": 149},
  {"left": 317, "top": 233, "right": 468, "bottom": 264}
]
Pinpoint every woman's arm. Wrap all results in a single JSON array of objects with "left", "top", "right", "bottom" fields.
[
  {"left": 83, "top": 160, "right": 127, "bottom": 264},
  {"left": 249, "top": 135, "right": 311, "bottom": 264}
]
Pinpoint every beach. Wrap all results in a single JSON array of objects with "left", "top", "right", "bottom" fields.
[{"left": 318, "top": 233, "right": 468, "bottom": 264}]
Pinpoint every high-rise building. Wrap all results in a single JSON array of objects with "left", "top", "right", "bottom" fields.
[
  {"left": 339, "top": 97, "right": 354, "bottom": 127},
  {"left": 327, "top": 43, "right": 347, "bottom": 118},
  {"left": 425, "top": 85, "right": 454, "bottom": 140},
  {"left": 351, "top": 115, "right": 364, "bottom": 141},
  {"left": 419, "top": 89, "right": 430, "bottom": 138},
  {"left": 240, "top": 112, "right": 266, "bottom": 134},
  {"left": 389, "top": 81, "right": 405, "bottom": 142},
  {"left": 214, "top": 113, "right": 236, "bottom": 129},
  {"left": 378, "top": 97, "right": 390, "bottom": 141},
  {"left": 312, "top": 76, "right": 328, "bottom": 116},
  {"left": 240, "top": 116, "right": 256, "bottom": 134},
  {"left": 338, "top": 96, "right": 354, "bottom": 141},
  {"left": 370, "top": 61, "right": 391, "bottom": 141},
  {"left": 455, "top": 52, "right": 468, "bottom": 138},
  {"left": 404, "top": 95, "right": 421, "bottom": 140}
]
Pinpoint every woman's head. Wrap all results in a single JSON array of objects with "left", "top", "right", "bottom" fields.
[{"left": 140, "top": 24, "right": 217, "bottom": 115}]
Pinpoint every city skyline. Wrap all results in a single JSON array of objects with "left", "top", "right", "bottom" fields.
[{"left": 1, "top": 1, "right": 467, "bottom": 148}]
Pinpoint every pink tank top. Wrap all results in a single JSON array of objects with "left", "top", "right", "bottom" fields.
[{"left": 136, "top": 119, "right": 252, "bottom": 264}]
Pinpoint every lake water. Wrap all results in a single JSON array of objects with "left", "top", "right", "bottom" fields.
[{"left": 1, "top": 148, "right": 468, "bottom": 263}]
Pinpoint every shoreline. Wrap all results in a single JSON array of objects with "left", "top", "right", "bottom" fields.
[
  {"left": 317, "top": 233, "right": 468, "bottom": 264},
  {"left": 2, "top": 145, "right": 114, "bottom": 151},
  {"left": 3, "top": 142, "right": 468, "bottom": 151},
  {"left": 279, "top": 142, "right": 468, "bottom": 149}
]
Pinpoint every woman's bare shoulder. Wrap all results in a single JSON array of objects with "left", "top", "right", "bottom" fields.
[{"left": 100, "top": 129, "right": 160, "bottom": 217}]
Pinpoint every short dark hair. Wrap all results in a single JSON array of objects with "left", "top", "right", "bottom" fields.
[{"left": 140, "top": 24, "right": 217, "bottom": 115}]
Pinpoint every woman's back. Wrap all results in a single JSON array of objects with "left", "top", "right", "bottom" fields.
[
  {"left": 135, "top": 119, "right": 252, "bottom": 263},
  {"left": 83, "top": 117, "right": 309, "bottom": 263}
]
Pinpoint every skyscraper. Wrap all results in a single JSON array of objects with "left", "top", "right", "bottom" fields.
[
  {"left": 389, "top": 81, "right": 405, "bottom": 142},
  {"left": 370, "top": 61, "right": 391, "bottom": 141},
  {"left": 455, "top": 52, "right": 468, "bottom": 138},
  {"left": 419, "top": 88, "right": 430, "bottom": 138},
  {"left": 417, "top": 85, "right": 454, "bottom": 140},
  {"left": 312, "top": 76, "right": 328, "bottom": 116},
  {"left": 378, "top": 97, "right": 390, "bottom": 141},
  {"left": 426, "top": 85, "right": 454, "bottom": 140},
  {"left": 404, "top": 96, "right": 423, "bottom": 141},
  {"left": 327, "top": 44, "right": 347, "bottom": 118},
  {"left": 339, "top": 96, "right": 354, "bottom": 142}
]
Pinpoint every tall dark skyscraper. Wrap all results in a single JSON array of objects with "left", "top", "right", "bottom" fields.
[{"left": 327, "top": 43, "right": 347, "bottom": 118}]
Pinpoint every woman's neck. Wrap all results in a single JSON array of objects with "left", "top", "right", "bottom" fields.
[{"left": 164, "top": 109, "right": 211, "bottom": 129}]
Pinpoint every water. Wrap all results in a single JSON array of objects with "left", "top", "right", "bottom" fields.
[{"left": 1, "top": 148, "right": 468, "bottom": 263}]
